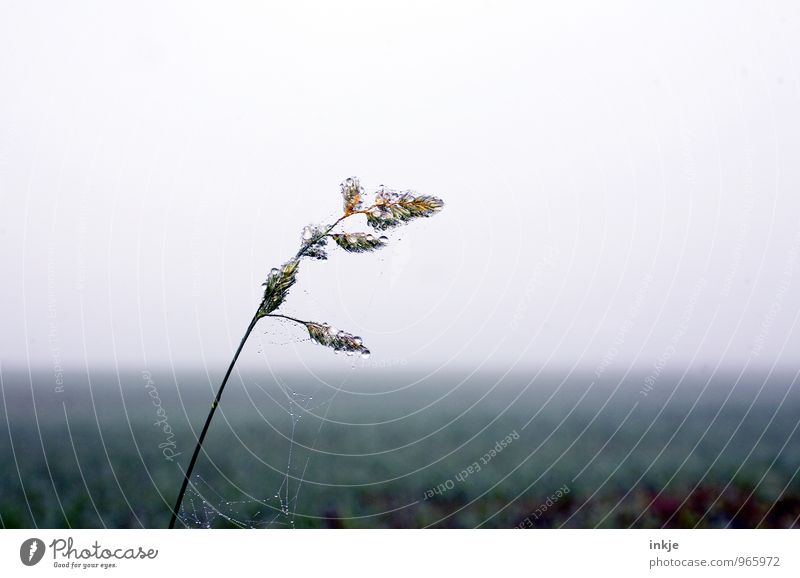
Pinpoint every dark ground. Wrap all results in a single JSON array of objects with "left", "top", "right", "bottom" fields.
[{"left": 1, "top": 367, "right": 798, "bottom": 528}]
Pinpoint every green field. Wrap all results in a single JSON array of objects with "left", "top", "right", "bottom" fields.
[{"left": 1, "top": 368, "right": 798, "bottom": 528}]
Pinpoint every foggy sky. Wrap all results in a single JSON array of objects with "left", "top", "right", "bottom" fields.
[{"left": 2, "top": 1, "right": 799, "bottom": 377}]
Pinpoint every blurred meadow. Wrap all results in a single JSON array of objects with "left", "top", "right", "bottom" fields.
[{"left": 2, "top": 368, "right": 798, "bottom": 529}]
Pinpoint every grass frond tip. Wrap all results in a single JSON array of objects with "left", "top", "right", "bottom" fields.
[
  {"left": 300, "top": 225, "right": 328, "bottom": 260},
  {"left": 366, "top": 191, "right": 444, "bottom": 230},
  {"left": 259, "top": 260, "right": 299, "bottom": 316},
  {"left": 306, "top": 321, "right": 370, "bottom": 358},
  {"left": 331, "top": 232, "right": 388, "bottom": 253},
  {"left": 341, "top": 177, "right": 363, "bottom": 215}
]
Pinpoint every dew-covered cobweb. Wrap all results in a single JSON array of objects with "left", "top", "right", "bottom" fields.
[{"left": 174, "top": 322, "right": 350, "bottom": 529}]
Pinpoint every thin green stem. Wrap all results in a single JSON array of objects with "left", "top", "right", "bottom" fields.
[
  {"left": 167, "top": 310, "right": 260, "bottom": 529},
  {"left": 265, "top": 313, "right": 307, "bottom": 326}
]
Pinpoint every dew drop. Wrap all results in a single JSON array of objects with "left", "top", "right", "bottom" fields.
[
  {"left": 337, "top": 331, "right": 346, "bottom": 338},
  {"left": 328, "top": 325, "right": 338, "bottom": 335},
  {"left": 378, "top": 235, "right": 388, "bottom": 243},
  {"left": 346, "top": 350, "right": 355, "bottom": 356},
  {"left": 361, "top": 350, "right": 371, "bottom": 359},
  {"left": 270, "top": 267, "right": 279, "bottom": 276},
  {"left": 353, "top": 337, "right": 362, "bottom": 346},
  {"left": 366, "top": 234, "right": 374, "bottom": 242}
]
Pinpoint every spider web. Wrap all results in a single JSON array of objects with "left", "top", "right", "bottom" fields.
[
  {"left": 175, "top": 275, "right": 373, "bottom": 529},
  {"left": 175, "top": 370, "right": 345, "bottom": 529}
]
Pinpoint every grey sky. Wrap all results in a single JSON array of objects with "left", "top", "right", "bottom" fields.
[{"left": 2, "top": 1, "right": 799, "bottom": 376}]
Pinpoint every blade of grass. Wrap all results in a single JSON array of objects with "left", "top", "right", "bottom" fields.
[{"left": 167, "top": 311, "right": 260, "bottom": 529}]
